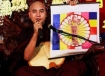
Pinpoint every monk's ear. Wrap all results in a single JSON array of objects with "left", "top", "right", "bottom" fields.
[
  {"left": 46, "top": 12, "right": 47, "bottom": 18},
  {"left": 28, "top": 12, "right": 30, "bottom": 18}
]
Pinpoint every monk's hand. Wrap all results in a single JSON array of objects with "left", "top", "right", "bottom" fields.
[
  {"left": 49, "top": 62, "right": 61, "bottom": 69},
  {"left": 33, "top": 20, "right": 42, "bottom": 34},
  {"left": 67, "top": 0, "right": 78, "bottom": 6}
]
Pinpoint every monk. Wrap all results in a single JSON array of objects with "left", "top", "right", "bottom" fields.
[{"left": 4, "top": 0, "right": 87, "bottom": 76}]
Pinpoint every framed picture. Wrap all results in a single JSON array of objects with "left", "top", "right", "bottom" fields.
[{"left": 50, "top": 3, "right": 100, "bottom": 58}]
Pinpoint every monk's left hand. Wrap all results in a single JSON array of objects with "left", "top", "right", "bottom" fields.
[
  {"left": 49, "top": 62, "right": 61, "bottom": 69},
  {"left": 67, "top": 0, "right": 78, "bottom": 6}
]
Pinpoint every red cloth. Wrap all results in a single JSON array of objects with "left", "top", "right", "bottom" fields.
[
  {"left": 15, "top": 61, "right": 86, "bottom": 76},
  {"left": 98, "top": 53, "right": 105, "bottom": 76},
  {"left": 80, "top": 1, "right": 105, "bottom": 76}
]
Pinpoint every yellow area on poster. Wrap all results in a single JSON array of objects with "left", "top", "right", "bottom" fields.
[
  {"left": 60, "top": 13, "right": 67, "bottom": 50},
  {"left": 89, "top": 20, "right": 97, "bottom": 27}
]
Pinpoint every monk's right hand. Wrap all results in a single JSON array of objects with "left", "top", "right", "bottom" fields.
[{"left": 33, "top": 20, "right": 43, "bottom": 34}]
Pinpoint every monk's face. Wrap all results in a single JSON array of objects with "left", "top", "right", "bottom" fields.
[{"left": 28, "top": 1, "right": 47, "bottom": 24}]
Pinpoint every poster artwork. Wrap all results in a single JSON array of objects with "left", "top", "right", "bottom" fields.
[{"left": 50, "top": 3, "right": 100, "bottom": 58}]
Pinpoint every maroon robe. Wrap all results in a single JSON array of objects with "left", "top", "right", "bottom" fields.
[
  {"left": 15, "top": 60, "right": 86, "bottom": 76},
  {"left": 4, "top": 28, "right": 87, "bottom": 76}
]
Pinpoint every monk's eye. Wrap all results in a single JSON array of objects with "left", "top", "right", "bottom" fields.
[
  {"left": 40, "top": 9, "right": 45, "bottom": 13},
  {"left": 32, "top": 10, "right": 37, "bottom": 13}
]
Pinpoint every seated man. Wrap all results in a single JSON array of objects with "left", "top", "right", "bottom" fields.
[{"left": 4, "top": 0, "right": 87, "bottom": 76}]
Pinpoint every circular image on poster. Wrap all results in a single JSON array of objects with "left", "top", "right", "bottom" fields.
[{"left": 59, "top": 14, "right": 90, "bottom": 46}]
